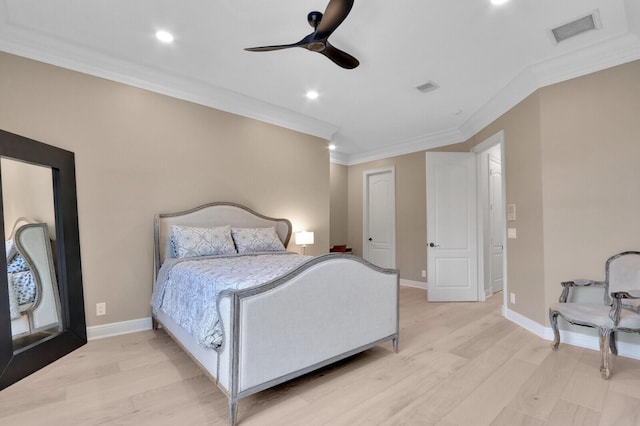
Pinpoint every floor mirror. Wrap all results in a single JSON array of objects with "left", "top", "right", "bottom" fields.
[{"left": 0, "top": 129, "right": 86, "bottom": 389}]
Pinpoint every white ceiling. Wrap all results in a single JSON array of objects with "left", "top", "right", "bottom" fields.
[{"left": 1, "top": 0, "right": 639, "bottom": 165}]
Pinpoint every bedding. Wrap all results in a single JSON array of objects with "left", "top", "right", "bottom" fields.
[{"left": 152, "top": 251, "right": 311, "bottom": 348}]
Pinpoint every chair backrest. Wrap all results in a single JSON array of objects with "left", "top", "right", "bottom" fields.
[{"left": 605, "top": 251, "right": 640, "bottom": 304}]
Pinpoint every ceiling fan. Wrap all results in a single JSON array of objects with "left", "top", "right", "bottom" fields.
[{"left": 245, "top": 0, "right": 359, "bottom": 69}]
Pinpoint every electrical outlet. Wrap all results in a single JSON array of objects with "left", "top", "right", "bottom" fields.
[
  {"left": 421, "top": 270, "right": 426, "bottom": 278},
  {"left": 96, "top": 302, "right": 106, "bottom": 316},
  {"left": 510, "top": 293, "right": 516, "bottom": 304}
]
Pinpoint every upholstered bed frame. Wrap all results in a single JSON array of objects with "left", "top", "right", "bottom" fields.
[{"left": 152, "top": 202, "right": 399, "bottom": 425}]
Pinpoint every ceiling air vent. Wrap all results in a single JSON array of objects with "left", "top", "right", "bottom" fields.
[
  {"left": 416, "top": 80, "right": 439, "bottom": 93},
  {"left": 550, "top": 10, "right": 601, "bottom": 43}
]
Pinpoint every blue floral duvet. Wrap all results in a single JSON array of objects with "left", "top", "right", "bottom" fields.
[{"left": 151, "top": 252, "right": 311, "bottom": 349}]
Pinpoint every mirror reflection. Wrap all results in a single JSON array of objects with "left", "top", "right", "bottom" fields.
[{"left": 1, "top": 157, "right": 62, "bottom": 352}]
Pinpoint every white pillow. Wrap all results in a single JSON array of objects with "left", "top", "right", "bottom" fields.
[
  {"left": 171, "top": 225, "right": 237, "bottom": 258},
  {"left": 231, "top": 227, "right": 285, "bottom": 253}
]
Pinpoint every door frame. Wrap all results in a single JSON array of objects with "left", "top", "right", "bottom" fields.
[
  {"left": 362, "top": 166, "right": 396, "bottom": 268},
  {"left": 472, "top": 130, "right": 507, "bottom": 307}
]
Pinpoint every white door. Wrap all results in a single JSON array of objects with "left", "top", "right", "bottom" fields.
[
  {"left": 363, "top": 167, "right": 396, "bottom": 269},
  {"left": 426, "top": 152, "right": 478, "bottom": 301},
  {"left": 489, "top": 154, "right": 504, "bottom": 293}
]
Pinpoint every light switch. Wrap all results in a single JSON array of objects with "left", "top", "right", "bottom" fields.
[
  {"left": 507, "top": 228, "right": 517, "bottom": 239},
  {"left": 507, "top": 204, "right": 516, "bottom": 221}
]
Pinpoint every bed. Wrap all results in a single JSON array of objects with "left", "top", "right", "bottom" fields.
[
  {"left": 151, "top": 202, "right": 399, "bottom": 425},
  {"left": 6, "top": 218, "right": 62, "bottom": 339}
]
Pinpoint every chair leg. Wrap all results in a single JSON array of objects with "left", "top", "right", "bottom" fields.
[
  {"left": 599, "top": 328, "right": 613, "bottom": 380},
  {"left": 549, "top": 309, "right": 561, "bottom": 350},
  {"left": 229, "top": 398, "right": 238, "bottom": 426},
  {"left": 609, "top": 330, "right": 618, "bottom": 355}
]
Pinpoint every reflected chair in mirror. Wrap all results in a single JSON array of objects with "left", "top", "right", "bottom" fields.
[
  {"left": 549, "top": 251, "right": 640, "bottom": 379},
  {"left": 6, "top": 218, "right": 62, "bottom": 341}
]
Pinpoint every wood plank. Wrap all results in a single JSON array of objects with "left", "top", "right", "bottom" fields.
[
  {"left": 546, "top": 399, "right": 600, "bottom": 426},
  {"left": 3, "top": 287, "right": 640, "bottom": 425}
]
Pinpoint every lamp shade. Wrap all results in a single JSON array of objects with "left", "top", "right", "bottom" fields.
[{"left": 295, "top": 231, "right": 314, "bottom": 246}]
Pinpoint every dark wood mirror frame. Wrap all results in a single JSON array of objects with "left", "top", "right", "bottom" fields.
[{"left": 0, "top": 129, "right": 86, "bottom": 389}]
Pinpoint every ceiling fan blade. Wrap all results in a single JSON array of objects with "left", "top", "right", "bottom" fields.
[
  {"left": 315, "top": 0, "right": 355, "bottom": 39},
  {"left": 246, "top": 33, "right": 317, "bottom": 52},
  {"left": 319, "top": 42, "right": 359, "bottom": 69},
  {"left": 245, "top": 42, "right": 302, "bottom": 52}
]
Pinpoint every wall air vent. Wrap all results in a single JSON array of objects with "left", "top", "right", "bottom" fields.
[
  {"left": 550, "top": 10, "right": 601, "bottom": 43},
  {"left": 416, "top": 80, "right": 439, "bottom": 93}
]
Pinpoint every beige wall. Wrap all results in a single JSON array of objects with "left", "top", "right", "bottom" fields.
[
  {"left": 465, "top": 93, "right": 546, "bottom": 323},
  {"left": 346, "top": 152, "right": 427, "bottom": 282},
  {"left": 329, "top": 162, "right": 348, "bottom": 246},
  {"left": 538, "top": 61, "right": 640, "bottom": 326},
  {"left": 0, "top": 52, "right": 330, "bottom": 327},
  {"left": 1, "top": 158, "right": 56, "bottom": 239},
  {"left": 339, "top": 59, "right": 640, "bottom": 329}
]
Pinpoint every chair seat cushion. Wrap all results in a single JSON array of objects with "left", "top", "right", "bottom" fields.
[{"left": 550, "top": 302, "right": 640, "bottom": 329}]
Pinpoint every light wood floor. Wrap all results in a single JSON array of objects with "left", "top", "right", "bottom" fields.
[{"left": 2, "top": 287, "right": 640, "bottom": 425}]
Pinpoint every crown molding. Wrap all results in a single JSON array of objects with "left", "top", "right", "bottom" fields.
[
  {"left": 460, "top": 33, "right": 640, "bottom": 142},
  {"left": 337, "top": 128, "right": 465, "bottom": 166},
  {"left": 329, "top": 151, "right": 350, "bottom": 166},
  {"left": 335, "top": 33, "right": 640, "bottom": 166},
  {"left": 1, "top": 7, "right": 638, "bottom": 166},
  {"left": 0, "top": 21, "right": 338, "bottom": 142}
]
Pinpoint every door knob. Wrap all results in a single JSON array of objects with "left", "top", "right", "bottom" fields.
[
  {"left": 368, "top": 237, "right": 373, "bottom": 241},
  {"left": 429, "top": 242, "right": 439, "bottom": 247}
]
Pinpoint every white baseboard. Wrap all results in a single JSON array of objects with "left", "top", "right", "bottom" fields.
[
  {"left": 400, "top": 279, "right": 427, "bottom": 290},
  {"left": 504, "top": 307, "right": 640, "bottom": 361},
  {"left": 87, "top": 317, "right": 153, "bottom": 341}
]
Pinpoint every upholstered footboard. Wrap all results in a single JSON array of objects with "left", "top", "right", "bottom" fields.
[{"left": 217, "top": 254, "right": 399, "bottom": 425}]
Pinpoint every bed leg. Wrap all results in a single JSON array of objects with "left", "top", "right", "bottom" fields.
[
  {"left": 229, "top": 399, "right": 238, "bottom": 426},
  {"left": 393, "top": 336, "right": 399, "bottom": 353},
  {"left": 152, "top": 317, "right": 158, "bottom": 331}
]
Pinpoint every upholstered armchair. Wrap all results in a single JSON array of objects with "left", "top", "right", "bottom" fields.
[{"left": 549, "top": 251, "right": 640, "bottom": 379}]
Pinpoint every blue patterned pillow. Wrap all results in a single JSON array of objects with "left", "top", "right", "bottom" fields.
[
  {"left": 10, "top": 270, "right": 36, "bottom": 305},
  {"left": 231, "top": 227, "right": 285, "bottom": 254},
  {"left": 168, "top": 235, "right": 178, "bottom": 258},
  {"left": 171, "top": 225, "right": 237, "bottom": 258},
  {"left": 7, "top": 253, "right": 30, "bottom": 274}
]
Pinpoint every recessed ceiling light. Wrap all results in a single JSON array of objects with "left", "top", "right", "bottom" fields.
[
  {"left": 491, "top": 0, "right": 509, "bottom": 5},
  {"left": 156, "top": 30, "right": 174, "bottom": 43},
  {"left": 328, "top": 144, "right": 336, "bottom": 150},
  {"left": 306, "top": 90, "right": 319, "bottom": 100}
]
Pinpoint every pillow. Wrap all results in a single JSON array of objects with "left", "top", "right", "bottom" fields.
[
  {"left": 171, "top": 225, "right": 237, "bottom": 258},
  {"left": 231, "top": 227, "right": 285, "bottom": 254},
  {"left": 168, "top": 235, "right": 178, "bottom": 258}
]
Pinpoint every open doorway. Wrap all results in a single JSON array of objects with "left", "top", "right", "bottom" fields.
[{"left": 474, "top": 131, "right": 507, "bottom": 304}]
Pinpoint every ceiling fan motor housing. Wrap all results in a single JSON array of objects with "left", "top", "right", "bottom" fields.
[{"left": 307, "top": 11, "right": 323, "bottom": 28}]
